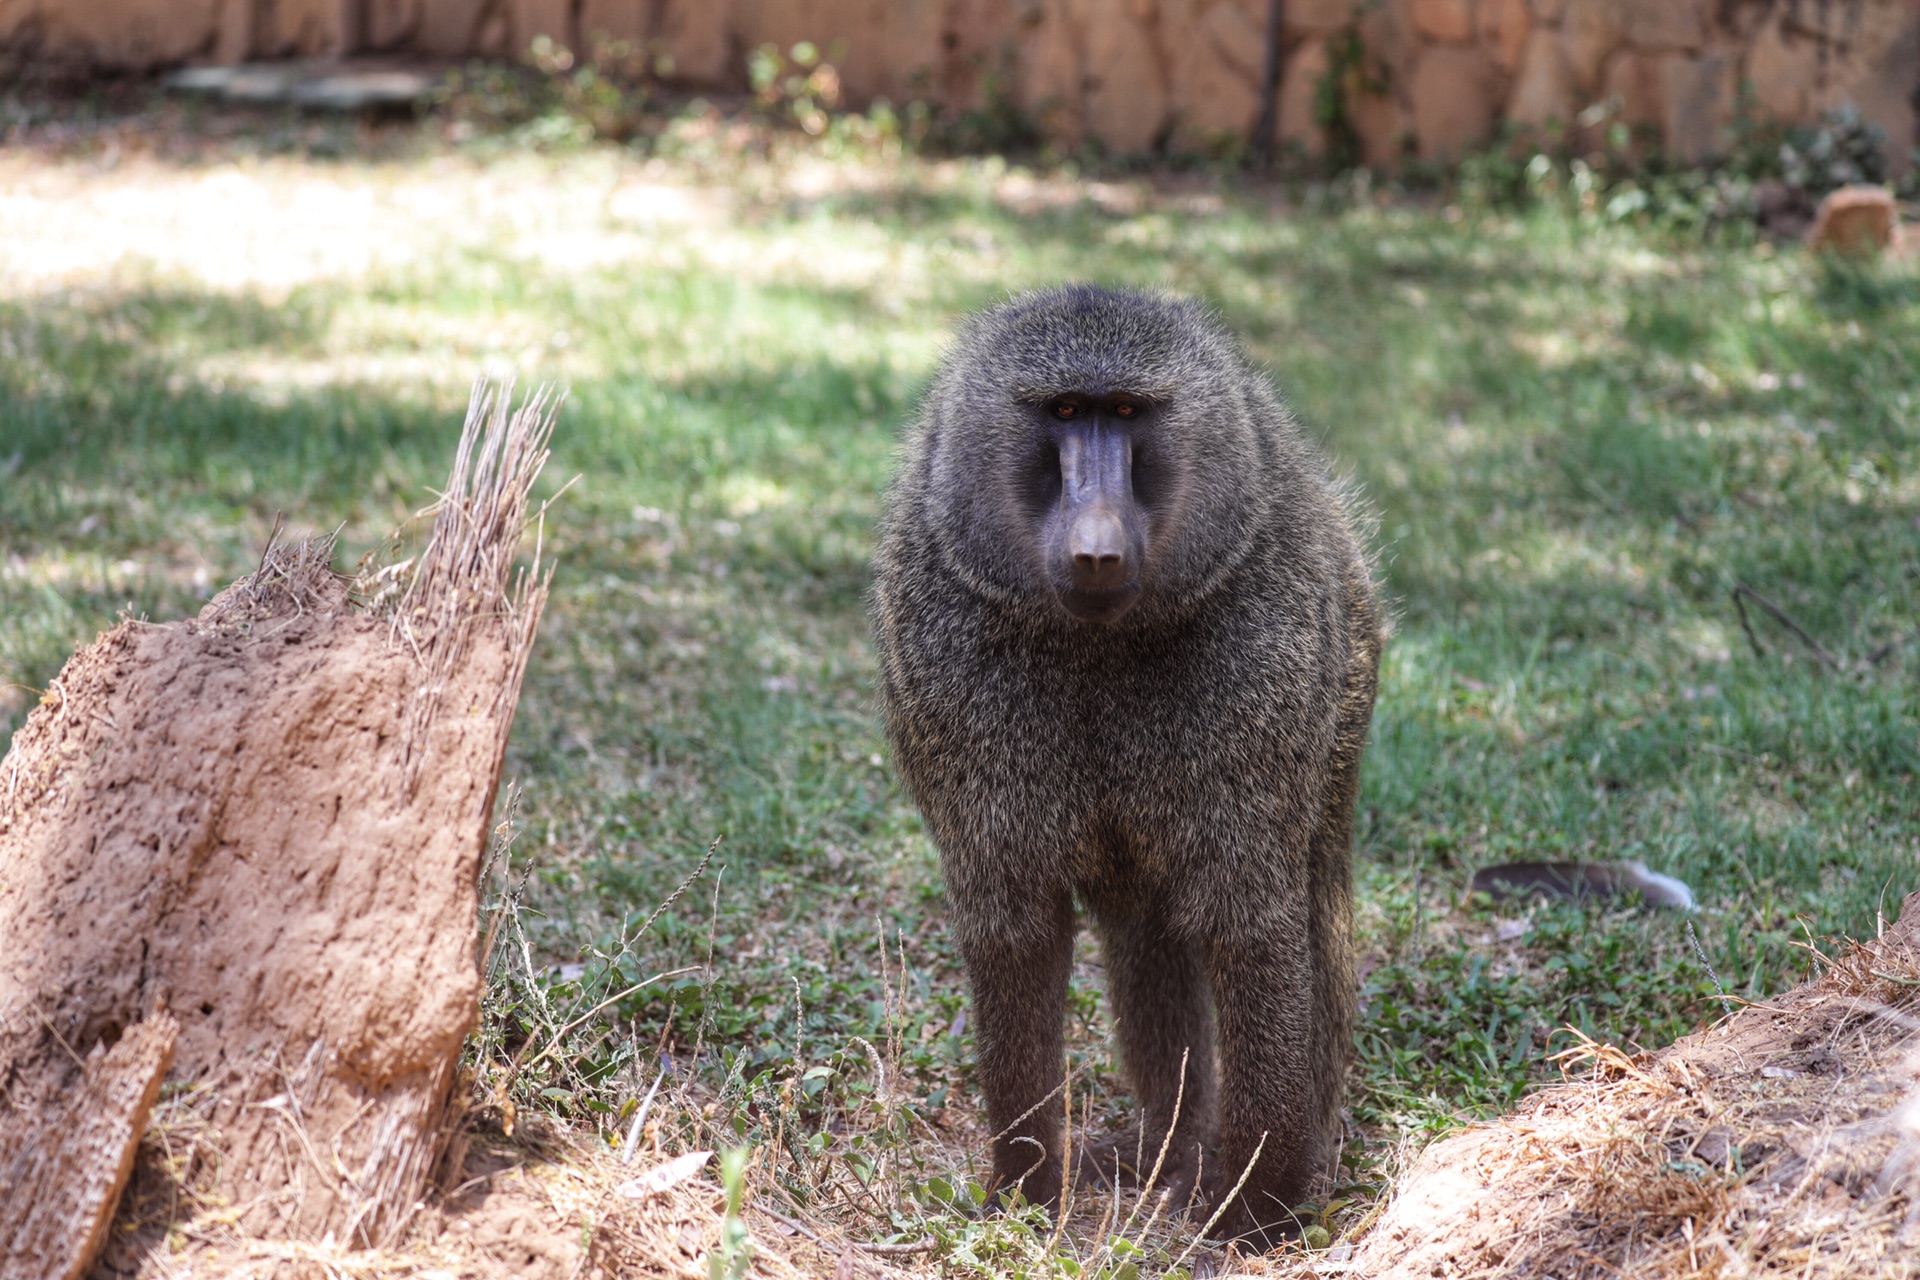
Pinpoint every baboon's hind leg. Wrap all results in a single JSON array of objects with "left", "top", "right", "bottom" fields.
[
  {"left": 1304, "top": 570, "right": 1380, "bottom": 1178},
  {"left": 1204, "top": 924, "right": 1319, "bottom": 1248}
]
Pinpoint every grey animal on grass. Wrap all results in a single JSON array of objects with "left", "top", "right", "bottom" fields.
[{"left": 870, "top": 285, "right": 1382, "bottom": 1248}]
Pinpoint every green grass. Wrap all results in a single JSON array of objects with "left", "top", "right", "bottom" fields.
[{"left": 2, "top": 135, "right": 1915, "bottom": 1267}]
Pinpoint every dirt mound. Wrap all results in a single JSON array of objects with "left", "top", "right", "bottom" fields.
[
  {"left": 0, "top": 384, "right": 556, "bottom": 1276},
  {"left": 1353, "top": 893, "right": 1920, "bottom": 1279}
]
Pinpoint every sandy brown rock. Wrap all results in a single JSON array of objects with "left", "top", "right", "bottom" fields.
[
  {"left": 1084, "top": 6, "right": 1172, "bottom": 153},
  {"left": 365, "top": 0, "right": 425, "bottom": 51},
  {"left": 255, "top": 0, "right": 342, "bottom": 57},
  {"left": 1285, "top": 0, "right": 1359, "bottom": 38},
  {"left": 1814, "top": 0, "right": 1920, "bottom": 180},
  {"left": 513, "top": 0, "right": 574, "bottom": 49},
  {"left": 1356, "top": 0, "right": 1419, "bottom": 84},
  {"left": 1349, "top": 82, "right": 1412, "bottom": 169},
  {"left": 16, "top": 0, "right": 222, "bottom": 66},
  {"left": 1807, "top": 185, "right": 1900, "bottom": 256},
  {"left": 1746, "top": 13, "right": 1817, "bottom": 122},
  {"left": 1170, "top": 6, "right": 1263, "bottom": 140},
  {"left": 1276, "top": 38, "right": 1331, "bottom": 157}
]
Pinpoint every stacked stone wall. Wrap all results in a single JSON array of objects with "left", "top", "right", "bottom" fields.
[{"left": 6, "top": 0, "right": 1914, "bottom": 173}]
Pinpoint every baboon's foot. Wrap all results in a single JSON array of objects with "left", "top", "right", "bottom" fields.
[
  {"left": 1073, "top": 1132, "right": 1201, "bottom": 1205},
  {"left": 1205, "top": 1207, "right": 1302, "bottom": 1254},
  {"left": 984, "top": 1158, "right": 1064, "bottom": 1215},
  {"left": 1201, "top": 1181, "right": 1311, "bottom": 1252}
]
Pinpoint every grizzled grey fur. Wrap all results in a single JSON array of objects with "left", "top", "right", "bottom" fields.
[{"left": 870, "top": 285, "right": 1381, "bottom": 1247}]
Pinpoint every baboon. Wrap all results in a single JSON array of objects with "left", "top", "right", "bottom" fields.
[{"left": 870, "top": 285, "right": 1381, "bottom": 1247}]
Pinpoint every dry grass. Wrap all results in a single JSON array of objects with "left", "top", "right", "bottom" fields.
[
  {"left": 164, "top": 895, "right": 1915, "bottom": 1280},
  {"left": 1355, "top": 895, "right": 1920, "bottom": 1280},
  {"left": 388, "top": 378, "right": 560, "bottom": 790}
]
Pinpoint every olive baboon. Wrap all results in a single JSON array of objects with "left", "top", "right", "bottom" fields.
[{"left": 870, "top": 286, "right": 1381, "bottom": 1247}]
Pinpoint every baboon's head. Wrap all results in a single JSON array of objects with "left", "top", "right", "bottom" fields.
[{"left": 916, "top": 285, "right": 1279, "bottom": 624}]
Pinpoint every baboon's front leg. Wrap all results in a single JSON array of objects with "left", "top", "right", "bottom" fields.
[
  {"left": 958, "top": 887, "right": 1076, "bottom": 1208},
  {"left": 1091, "top": 901, "right": 1215, "bottom": 1196}
]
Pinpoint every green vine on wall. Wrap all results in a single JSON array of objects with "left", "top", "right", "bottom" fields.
[{"left": 1313, "top": 20, "right": 1387, "bottom": 172}]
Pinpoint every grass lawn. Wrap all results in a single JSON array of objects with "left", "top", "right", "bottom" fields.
[{"left": 2, "top": 116, "right": 1915, "bottom": 1271}]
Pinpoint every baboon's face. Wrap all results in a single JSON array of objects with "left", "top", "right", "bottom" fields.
[
  {"left": 920, "top": 287, "right": 1271, "bottom": 623},
  {"left": 1024, "top": 390, "right": 1155, "bottom": 623}
]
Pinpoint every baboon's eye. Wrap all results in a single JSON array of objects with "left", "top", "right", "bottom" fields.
[
  {"left": 1051, "top": 400, "right": 1079, "bottom": 420},
  {"left": 1112, "top": 398, "right": 1138, "bottom": 419}
]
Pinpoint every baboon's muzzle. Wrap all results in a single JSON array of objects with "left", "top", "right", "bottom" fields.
[{"left": 1051, "top": 425, "right": 1145, "bottom": 622}]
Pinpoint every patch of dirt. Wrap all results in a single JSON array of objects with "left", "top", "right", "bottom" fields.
[{"left": 1351, "top": 892, "right": 1920, "bottom": 1279}]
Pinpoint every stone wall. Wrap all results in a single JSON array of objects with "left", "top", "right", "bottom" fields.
[{"left": 8, "top": 0, "right": 1916, "bottom": 173}]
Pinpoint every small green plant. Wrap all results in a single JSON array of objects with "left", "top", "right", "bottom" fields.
[
  {"left": 710, "top": 1146, "right": 754, "bottom": 1280},
  {"left": 437, "top": 32, "right": 669, "bottom": 146},
  {"left": 1313, "top": 23, "right": 1388, "bottom": 174},
  {"left": 1778, "top": 103, "right": 1889, "bottom": 193},
  {"left": 749, "top": 41, "right": 844, "bottom": 137},
  {"left": 927, "top": 51, "right": 1039, "bottom": 156}
]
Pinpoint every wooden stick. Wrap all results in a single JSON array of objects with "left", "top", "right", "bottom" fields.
[{"left": 1734, "top": 582, "right": 1840, "bottom": 670}]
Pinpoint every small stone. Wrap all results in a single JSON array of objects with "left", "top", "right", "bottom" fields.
[
  {"left": 1694, "top": 1126, "right": 1738, "bottom": 1165},
  {"left": 1806, "top": 186, "right": 1899, "bottom": 256},
  {"left": 1806, "top": 1045, "right": 1843, "bottom": 1075}
]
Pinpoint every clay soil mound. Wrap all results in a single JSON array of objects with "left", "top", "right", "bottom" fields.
[
  {"left": 0, "top": 384, "right": 556, "bottom": 1278},
  {"left": 1353, "top": 892, "right": 1920, "bottom": 1280}
]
